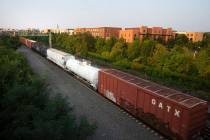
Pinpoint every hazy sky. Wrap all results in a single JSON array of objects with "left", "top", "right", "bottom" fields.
[{"left": 0, "top": 0, "right": 210, "bottom": 31}]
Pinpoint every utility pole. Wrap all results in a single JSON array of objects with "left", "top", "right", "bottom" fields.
[{"left": 49, "top": 31, "right": 52, "bottom": 48}]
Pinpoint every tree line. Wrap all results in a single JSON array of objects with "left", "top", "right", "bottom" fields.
[
  {"left": 0, "top": 35, "right": 96, "bottom": 140},
  {"left": 27, "top": 33, "right": 210, "bottom": 101}
]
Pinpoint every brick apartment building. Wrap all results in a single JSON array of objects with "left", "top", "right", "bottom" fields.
[
  {"left": 74, "top": 26, "right": 203, "bottom": 43},
  {"left": 119, "top": 26, "right": 174, "bottom": 43},
  {"left": 119, "top": 28, "right": 140, "bottom": 43},
  {"left": 176, "top": 32, "right": 203, "bottom": 42},
  {"left": 74, "top": 27, "right": 121, "bottom": 39}
]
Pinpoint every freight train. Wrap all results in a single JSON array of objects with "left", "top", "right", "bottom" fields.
[{"left": 20, "top": 37, "right": 209, "bottom": 140}]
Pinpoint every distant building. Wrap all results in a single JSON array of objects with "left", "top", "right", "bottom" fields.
[
  {"left": 74, "top": 27, "right": 122, "bottom": 39},
  {"left": 66, "top": 29, "right": 74, "bottom": 35},
  {"left": 119, "top": 28, "right": 140, "bottom": 43},
  {"left": 16, "top": 28, "right": 40, "bottom": 36},
  {"left": 176, "top": 32, "right": 204, "bottom": 42},
  {"left": 54, "top": 28, "right": 74, "bottom": 35},
  {"left": 0, "top": 28, "right": 21, "bottom": 36},
  {"left": 41, "top": 29, "right": 50, "bottom": 34},
  {"left": 41, "top": 28, "right": 74, "bottom": 35},
  {"left": 119, "top": 26, "right": 174, "bottom": 43}
]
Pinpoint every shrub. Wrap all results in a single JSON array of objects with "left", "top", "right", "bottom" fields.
[
  {"left": 131, "top": 62, "right": 141, "bottom": 70},
  {"left": 113, "top": 59, "right": 131, "bottom": 69},
  {"left": 0, "top": 36, "right": 96, "bottom": 140}
]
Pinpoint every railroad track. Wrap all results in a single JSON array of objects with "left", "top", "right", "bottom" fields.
[
  {"left": 201, "top": 124, "right": 210, "bottom": 139},
  {"left": 204, "top": 127, "right": 210, "bottom": 139}
]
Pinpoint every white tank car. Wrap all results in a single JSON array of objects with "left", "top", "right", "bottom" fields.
[
  {"left": 47, "top": 48, "right": 73, "bottom": 69},
  {"left": 66, "top": 58, "right": 100, "bottom": 89}
]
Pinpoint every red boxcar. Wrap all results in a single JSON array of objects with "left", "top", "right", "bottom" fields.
[
  {"left": 98, "top": 69, "right": 208, "bottom": 140},
  {"left": 26, "top": 39, "right": 36, "bottom": 48},
  {"left": 19, "top": 37, "right": 36, "bottom": 48}
]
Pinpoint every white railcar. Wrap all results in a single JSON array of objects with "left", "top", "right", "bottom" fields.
[
  {"left": 66, "top": 58, "right": 100, "bottom": 89},
  {"left": 47, "top": 48, "right": 73, "bottom": 68}
]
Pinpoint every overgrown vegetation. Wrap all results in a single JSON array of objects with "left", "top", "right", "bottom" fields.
[
  {"left": 27, "top": 35, "right": 49, "bottom": 45},
  {"left": 40, "top": 32, "right": 210, "bottom": 101},
  {"left": 0, "top": 35, "right": 96, "bottom": 140}
]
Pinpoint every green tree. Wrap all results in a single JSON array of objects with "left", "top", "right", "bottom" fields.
[
  {"left": 110, "top": 40, "right": 127, "bottom": 61},
  {"left": 95, "top": 37, "right": 105, "bottom": 54},
  {"left": 101, "top": 51, "right": 110, "bottom": 59},
  {"left": 161, "top": 46, "right": 196, "bottom": 75},
  {"left": 113, "top": 58, "right": 131, "bottom": 69},
  {"left": 202, "top": 32, "right": 210, "bottom": 47},
  {"left": 127, "top": 39, "right": 140, "bottom": 60},
  {"left": 75, "top": 41, "right": 88, "bottom": 57},
  {"left": 0, "top": 81, "right": 96, "bottom": 140},
  {"left": 140, "top": 39, "right": 156, "bottom": 63},
  {"left": 104, "top": 37, "right": 117, "bottom": 52},
  {"left": 196, "top": 47, "right": 210, "bottom": 79},
  {"left": 80, "top": 33, "right": 95, "bottom": 52},
  {"left": 167, "top": 34, "right": 189, "bottom": 48},
  {"left": 148, "top": 43, "right": 168, "bottom": 66}
]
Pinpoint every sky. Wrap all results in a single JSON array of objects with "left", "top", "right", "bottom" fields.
[{"left": 0, "top": 0, "right": 210, "bottom": 32}]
